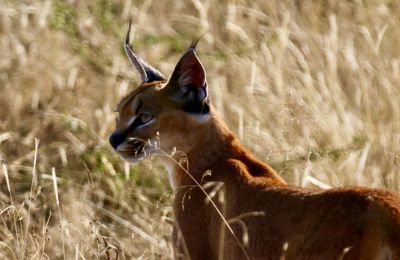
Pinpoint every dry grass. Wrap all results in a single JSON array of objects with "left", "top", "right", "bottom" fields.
[{"left": 1, "top": 0, "right": 400, "bottom": 259}]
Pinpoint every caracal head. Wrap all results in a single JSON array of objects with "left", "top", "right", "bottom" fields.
[{"left": 109, "top": 22, "right": 210, "bottom": 163}]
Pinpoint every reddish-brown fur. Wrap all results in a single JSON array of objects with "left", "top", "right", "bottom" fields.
[
  {"left": 170, "top": 112, "right": 400, "bottom": 259},
  {"left": 110, "top": 33, "right": 400, "bottom": 259}
]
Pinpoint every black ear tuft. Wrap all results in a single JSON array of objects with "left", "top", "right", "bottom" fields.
[
  {"left": 188, "top": 32, "right": 208, "bottom": 50},
  {"left": 124, "top": 20, "right": 166, "bottom": 83}
]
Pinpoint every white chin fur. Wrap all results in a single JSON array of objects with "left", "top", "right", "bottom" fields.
[{"left": 117, "top": 145, "right": 156, "bottom": 164}]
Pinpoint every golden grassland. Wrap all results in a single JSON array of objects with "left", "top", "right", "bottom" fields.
[{"left": 0, "top": 0, "right": 400, "bottom": 259}]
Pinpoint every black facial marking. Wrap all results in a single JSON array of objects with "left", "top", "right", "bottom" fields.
[
  {"left": 109, "top": 115, "right": 148, "bottom": 149},
  {"left": 127, "top": 116, "right": 146, "bottom": 132},
  {"left": 109, "top": 130, "right": 125, "bottom": 149},
  {"left": 135, "top": 100, "right": 143, "bottom": 114}
]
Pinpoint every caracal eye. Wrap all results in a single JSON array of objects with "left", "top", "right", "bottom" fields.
[{"left": 140, "top": 113, "right": 153, "bottom": 124}]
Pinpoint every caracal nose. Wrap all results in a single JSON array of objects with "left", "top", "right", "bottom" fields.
[{"left": 109, "top": 131, "right": 125, "bottom": 149}]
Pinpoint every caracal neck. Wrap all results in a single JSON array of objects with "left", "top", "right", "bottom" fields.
[{"left": 161, "top": 106, "right": 287, "bottom": 191}]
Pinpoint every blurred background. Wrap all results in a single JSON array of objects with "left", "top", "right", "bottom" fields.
[{"left": 1, "top": 0, "right": 400, "bottom": 259}]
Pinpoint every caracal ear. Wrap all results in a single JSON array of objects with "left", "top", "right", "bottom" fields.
[
  {"left": 165, "top": 40, "right": 207, "bottom": 104},
  {"left": 124, "top": 20, "right": 166, "bottom": 83}
]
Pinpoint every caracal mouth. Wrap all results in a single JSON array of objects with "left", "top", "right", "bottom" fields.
[{"left": 115, "top": 139, "right": 156, "bottom": 163}]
